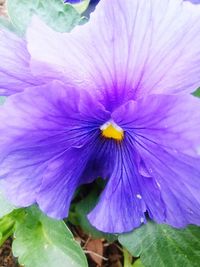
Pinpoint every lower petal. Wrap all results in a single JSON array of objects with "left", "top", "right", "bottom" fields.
[
  {"left": 137, "top": 141, "right": 200, "bottom": 227},
  {"left": 88, "top": 144, "right": 146, "bottom": 233},
  {"left": 137, "top": 172, "right": 165, "bottom": 223},
  {"left": 37, "top": 147, "right": 92, "bottom": 219},
  {"left": 113, "top": 94, "right": 200, "bottom": 228}
]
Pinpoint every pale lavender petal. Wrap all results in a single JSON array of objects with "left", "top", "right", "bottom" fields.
[
  {"left": 27, "top": 0, "right": 200, "bottom": 109},
  {"left": 0, "top": 30, "right": 42, "bottom": 96},
  {"left": 184, "top": 0, "right": 200, "bottom": 3}
]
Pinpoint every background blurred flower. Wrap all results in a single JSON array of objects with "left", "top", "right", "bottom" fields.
[
  {"left": 0, "top": 0, "right": 200, "bottom": 233},
  {"left": 64, "top": 0, "right": 100, "bottom": 14},
  {"left": 184, "top": 0, "right": 200, "bottom": 3},
  {"left": 64, "top": 0, "right": 99, "bottom": 4}
]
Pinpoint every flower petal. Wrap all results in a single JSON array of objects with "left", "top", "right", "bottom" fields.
[
  {"left": 88, "top": 144, "right": 146, "bottom": 233},
  {"left": 27, "top": 0, "right": 200, "bottom": 109},
  {"left": 184, "top": 0, "right": 200, "bottom": 3},
  {"left": 113, "top": 94, "right": 200, "bottom": 156},
  {"left": 0, "top": 30, "right": 42, "bottom": 96},
  {"left": 138, "top": 144, "right": 200, "bottom": 227},
  {"left": 137, "top": 174, "right": 166, "bottom": 223},
  {"left": 0, "top": 80, "right": 108, "bottom": 213},
  {"left": 113, "top": 94, "right": 200, "bottom": 228},
  {"left": 37, "top": 147, "right": 93, "bottom": 219}
]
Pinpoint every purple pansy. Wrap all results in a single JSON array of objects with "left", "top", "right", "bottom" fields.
[{"left": 0, "top": 0, "right": 200, "bottom": 233}]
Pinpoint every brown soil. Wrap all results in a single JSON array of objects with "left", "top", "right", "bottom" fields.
[
  {"left": 0, "top": 0, "right": 6, "bottom": 17},
  {"left": 0, "top": 239, "right": 18, "bottom": 267}
]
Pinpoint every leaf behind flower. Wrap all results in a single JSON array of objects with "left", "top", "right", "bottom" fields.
[
  {"left": 7, "top": 0, "right": 81, "bottom": 35},
  {"left": 119, "top": 221, "right": 200, "bottom": 267},
  {"left": 12, "top": 206, "right": 88, "bottom": 267}
]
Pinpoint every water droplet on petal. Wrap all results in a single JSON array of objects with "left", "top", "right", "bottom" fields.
[
  {"left": 188, "top": 209, "right": 193, "bottom": 214},
  {"left": 140, "top": 217, "right": 144, "bottom": 223},
  {"left": 136, "top": 194, "right": 142, "bottom": 199},
  {"left": 139, "top": 162, "right": 152, "bottom": 177},
  {"left": 156, "top": 181, "right": 161, "bottom": 188}
]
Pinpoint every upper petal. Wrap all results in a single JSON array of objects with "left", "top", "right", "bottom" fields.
[
  {"left": 0, "top": 30, "right": 42, "bottom": 96},
  {"left": 27, "top": 0, "right": 200, "bottom": 110}
]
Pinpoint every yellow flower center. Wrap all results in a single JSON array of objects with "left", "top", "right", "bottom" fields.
[{"left": 100, "top": 121, "right": 124, "bottom": 141}]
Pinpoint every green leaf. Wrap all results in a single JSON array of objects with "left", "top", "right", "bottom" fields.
[
  {"left": 0, "top": 17, "right": 16, "bottom": 32},
  {"left": 119, "top": 221, "right": 200, "bottom": 267},
  {"left": 13, "top": 206, "right": 88, "bottom": 267},
  {"left": 132, "top": 259, "right": 144, "bottom": 267},
  {"left": 193, "top": 88, "right": 200, "bottom": 98},
  {"left": 0, "top": 208, "right": 25, "bottom": 247},
  {"left": 0, "top": 188, "right": 23, "bottom": 246},
  {"left": 123, "top": 249, "right": 144, "bottom": 267},
  {"left": 0, "top": 189, "right": 15, "bottom": 217},
  {"left": 0, "top": 96, "right": 6, "bottom": 105},
  {"left": 0, "top": 214, "right": 16, "bottom": 246},
  {"left": 123, "top": 249, "right": 133, "bottom": 267},
  {"left": 74, "top": 189, "right": 117, "bottom": 242},
  {"left": 7, "top": 0, "right": 81, "bottom": 35}
]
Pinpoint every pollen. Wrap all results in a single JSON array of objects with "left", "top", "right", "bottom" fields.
[{"left": 100, "top": 121, "right": 124, "bottom": 141}]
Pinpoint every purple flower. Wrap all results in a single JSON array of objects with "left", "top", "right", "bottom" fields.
[
  {"left": 0, "top": 0, "right": 200, "bottom": 233},
  {"left": 185, "top": 0, "right": 200, "bottom": 3},
  {"left": 64, "top": 0, "right": 99, "bottom": 4},
  {"left": 64, "top": 0, "right": 82, "bottom": 3}
]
